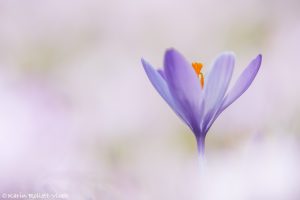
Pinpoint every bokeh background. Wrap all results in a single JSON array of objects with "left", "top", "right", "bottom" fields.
[{"left": 0, "top": 0, "right": 300, "bottom": 199}]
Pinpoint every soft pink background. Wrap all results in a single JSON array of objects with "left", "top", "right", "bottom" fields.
[{"left": 0, "top": 0, "right": 299, "bottom": 199}]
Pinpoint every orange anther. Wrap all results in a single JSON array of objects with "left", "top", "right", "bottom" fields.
[
  {"left": 192, "top": 62, "right": 203, "bottom": 75},
  {"left": 192, "top": 62, "right": 204, "bottom": 89}
]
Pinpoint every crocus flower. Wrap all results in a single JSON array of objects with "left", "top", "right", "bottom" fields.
[{"left": 141, "top": 48, "right": 262, "bottom": 158}]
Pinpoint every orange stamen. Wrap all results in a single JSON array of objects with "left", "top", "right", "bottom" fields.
[
  {"left": 199, "top": 73, "right": 204, "bottom": 88},
  {"left": 192, "top": 62, "right": 203, "bottom": 74},
  {"left": 192, "top": 62, "right": 205, "bottom": 88}
]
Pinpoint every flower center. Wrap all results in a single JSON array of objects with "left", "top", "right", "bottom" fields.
[{"left": 192, "top": 62, "right": 204, "bottom": 88}]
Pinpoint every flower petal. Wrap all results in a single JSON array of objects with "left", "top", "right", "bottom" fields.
[
  {"left": 203, "top": 54, "right": 262, "bottom": 133},
  {"left": 202, "top": 52, "right": 235, "bottom": 131},
  {"left": 157, "top": 69, "right": 166, "bottom": 80},
  {"left": 220, "top": 54, "right": 262, "bottom": 112},
  {"left": 141, "top": 58, "right": 190, "bottom": 126},
  {"left": 163, "top": 48, "right": 203, "bottom": 133}
]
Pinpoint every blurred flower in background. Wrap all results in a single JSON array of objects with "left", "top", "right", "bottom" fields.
[{"left": 0, "top": 0, "right": 299, "bottom": 199}]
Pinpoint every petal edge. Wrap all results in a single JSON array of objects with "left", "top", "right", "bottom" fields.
[
  {"left": 141, "top": 58, "right": 190, "bottom": 126},
  {"left": 220, "top": 54, "right": 262, "bottom": 112}
]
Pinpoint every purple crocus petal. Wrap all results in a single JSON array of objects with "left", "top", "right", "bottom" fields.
[
  {"left": 163, "top": 48, "right": 203, "bottom": 133},
  {"left": 157, "top": 69, "right": 166, "bottom": 80},
  {"left": 141, "top": 58, "right": 190, "bottom": 126},
  {"left": 203, "top": 54, "right": 262, "bottom": 133},
  {"left": 202, "top": 52, "right": 235, "bottom": 132},
  {"left": 220, "top": 54, "right": 262, "bottom": 113}
]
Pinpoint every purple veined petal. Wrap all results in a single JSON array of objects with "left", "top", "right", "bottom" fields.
[
  {"left": 203, "top": 54, "right": 262, "bottom": 133},
  {"left": 141, "top": 58, "right": 191, "bottom": 127},
  {"left": 219, "top": 54, "right": 262, "bottom": 113},
  {"left": 163, "top": 48, "right": 203, "bottom": 133},
  {"left": 202, "top": 52, "right": 235, "bottom": 132}
]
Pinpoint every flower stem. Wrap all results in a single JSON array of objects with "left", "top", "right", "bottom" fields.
[
  {"left": 197, "top": 136, "right": 205, "bottom": 156},
  {"left": 196, "top": 136, "right": 206, "bottom": 165}
]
